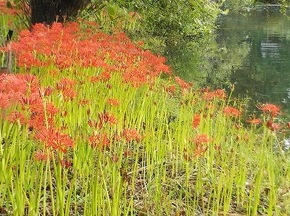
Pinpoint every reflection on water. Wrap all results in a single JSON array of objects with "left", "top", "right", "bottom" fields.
[{"left": 165, "top": 6, "right": 290, "bottom": 114}]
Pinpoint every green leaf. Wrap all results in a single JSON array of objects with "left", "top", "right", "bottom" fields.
[{"left": 107, "top": 5, "right": 116, "bottom": 16}]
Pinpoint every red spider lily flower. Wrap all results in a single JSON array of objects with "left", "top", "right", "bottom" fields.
[
  {"left": 11, "top": 22, "right": 173, "bottom": 85},
  {"left": 123, "top": 128, "right": 140, "bottom": 142},
  {"left": 270, "top": 123, "right": 282, "bottom": 131},
  {"left": 22, "top": 74, "right": 39, "bottom": 86},
  {"left": 287, "top": 122, "right": 290, "bottom": 129},
  {"left": 193, "top": 134, "right": 210, "bottom": 145},
  {"left": 107, "top": 98, "right": 120, "bottom": 107},
  {"left": 0, "top": 93, "right": 11, "bottom": 110},
  {"left": 257, "top": 103, "right": 281, "bottom": 117},
  {"left": 28, "top": 114, "right": 46, "bottom": 130},
  {"left": 266, "top": 120, "right": 282, "bottom": 131},
  {"left": 49, "top": 69, "right": 59, "bottom": 76},
  {"left": 34, "top": 150, "right": 50, "bottom": 161},
  {"left": 90, "top": 76, "right": 99, "bottom": 83},
  {"left": 193, "top": 146, "right": 209, "bottom": 159},
  {"left": 35, "top": 127, "right": 73, "bottom": 152},
  {"left": 0, "top": 74, "right": 27, "bottom": 94},
  {"left": 224, "top": 106, "right": 241, "bottom": 118},
  {"left": 202, "top": 92, "right": 215, "bottom": 101},
  {"left": 168, "top": 85, "right": 175, "bottom": 94},
  {"left": 46, "top": 102, "right": 59, "bottom": 117},
  {"left": 192, "top": 114, "right": 201, "bottom": 129},
  {"left": 56, "top": 78, "right": 76, "bottom": 91},
  {"left": 189, "top": 134, "right": 210, "bottom": 159},
  {"left": 154, "top": 64, "right": 171, "bottom": 74},
  {"left": 63, "top": 88, "right": 77, "bottom": 101},
  {"left": 78, "top": 99, "right": 90, "bottom": 106},
  {"left": 214, "top": 89, "right": 227, "bottom": 99},
  {"left": 43, "top": 86, "right": 53, "bottom": 96},
  {"left": 175, "top": 76, "right": 190, "bottom": 90},
  {"left": 247, "top": 117, "right": 262, "bottom": 125},
  {"left": 137, "top": 41, "right": 144, "bottom": 46},
  {"left": 107, "top": 115, "right": 117, "bottom": 125},
  {"left": 20, "top": 94, "right": 40, "bottom": 106},
  {"left": 99, "top": 71, "right": 111, "bottom": 82},
  {"left": 89, "top": 133, "right": 110, "bottom": 148},
  {"left": 7, "top": 111, "right": 26, "bottom": 124},
  {"left": 267, "top": 119, "right": 273, "bottom": 128},
  {"left": 0, "top": 74, "right": 41, "bottom": 110},
  {"left": 98, "top": 111, "right": 117, "bottom": 128}
]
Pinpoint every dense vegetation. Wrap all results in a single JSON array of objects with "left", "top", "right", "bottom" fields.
[{"left": 0, "top": 0, "right": 290, "bottom": 215}]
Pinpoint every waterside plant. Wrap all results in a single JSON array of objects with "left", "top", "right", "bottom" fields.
[{"left": 0, "top": 4, "right": 290, "bottom": 216}]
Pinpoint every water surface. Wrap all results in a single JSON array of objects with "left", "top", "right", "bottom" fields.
[{"left": 166, "top": 6, "right": 290, "bottom": 114}]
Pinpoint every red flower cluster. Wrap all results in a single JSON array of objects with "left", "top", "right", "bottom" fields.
[
  {"left": 257, "top": 103, "right": 281, "bottom": 117},
  {"left": 184, "top": 134, "right": 210, "bottom": 161},
  {"left": 0, "top": 74, "right": 73, "bottom": 154},
  {"left": 89, "top": 132, "right": 110, "bottom": 149},
  {"left": 106, "top": 98, "right": 120, "bottom": 107},
  {"left": 192, "top": 134, "right": 210, "bottom": 158},
  {"left": 34, "top": 150, "right": 50, "bottom": 161},
  {"left": 10, "top": 22, "right": 171, "bottom": 86},
  {"left": 34, "top": 126, "right": 73, "bottom": 152},
  {"left": 266, "top": 120, "right": 282, "bottom": 131},
  {"left": 98, "top": 111, "right": 117, "bottom": 128},
  {"left": 175, "top": 76, "right": 191, "bottom": 91},
  {"left": 199, "top": 88, "right": 227, "bottom": 101},
  {"left": 247, "top": 117, "right": 262, "bottom": 125},
  {"left": 87, "top": 111, "right": 117, "bottom": 129},
  {"left": 0, "top": 74, "right": 37, "bottom": 109},
  {"left": 193, "top": 134, "right": 210, "bottom": 145},
  {"left": 192, "top": 114, "right": 201, "bottom": 129},
  {"left": 223, "top": 106, "right": 241, "bottom": 118},
  {"left": 123, "top": 128, "right": 140, "bottom": 142}
]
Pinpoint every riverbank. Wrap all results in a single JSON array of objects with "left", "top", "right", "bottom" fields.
[
  {"left": 1, "top": 2, "right": 290, "bottom": 216},
  {"left": 0, "top": 20, "right": 290, "bottom": 215}
]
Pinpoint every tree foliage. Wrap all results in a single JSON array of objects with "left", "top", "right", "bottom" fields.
[{"left": 109, "top": 0, "right": 222, "bottom": 45}]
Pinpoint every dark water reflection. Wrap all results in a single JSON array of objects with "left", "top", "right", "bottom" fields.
[{"left": 165, "top": 6, "right": 290, "bottom": 114}]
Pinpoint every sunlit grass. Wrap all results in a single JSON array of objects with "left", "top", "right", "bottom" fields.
[
  {"left": 1, "top": 66, "right": 290, "bottom": 215},
  {"left": 0, "top": 4, "right": 290, "bottom": 215}
]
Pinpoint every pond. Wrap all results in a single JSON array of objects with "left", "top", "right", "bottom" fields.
[{"left": 166, "top": 6, "right": 290, "bottom": 115}]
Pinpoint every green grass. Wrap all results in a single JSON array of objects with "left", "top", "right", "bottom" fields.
[
  {"left": 0, "top": 2, "right": 290, "bottom": 215},
  {"left": 1, "top": 67, "right": 290, "bottom": 215}
]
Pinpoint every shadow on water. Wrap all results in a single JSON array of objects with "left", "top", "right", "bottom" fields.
[{"left": 165, "top": 5, "right": 290, "bottom": 116}]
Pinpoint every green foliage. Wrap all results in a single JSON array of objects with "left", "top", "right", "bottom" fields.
[
  {"left": 82, "top": 0, "right": 223, "bottom": 53},
  {"left": 222, "top": 0, "right": 257, "bottom": 11},
  {"left": 111, "top": 0, "right": 222, "bottom": 44}
]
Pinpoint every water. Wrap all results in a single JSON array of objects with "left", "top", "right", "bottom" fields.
[{"left": 166, "top": 6, "right": 290, "bottom": 114}]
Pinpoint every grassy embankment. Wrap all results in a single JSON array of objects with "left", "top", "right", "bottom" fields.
[{"left": 1, "top": 2, "right": 290, "bottom": 215}]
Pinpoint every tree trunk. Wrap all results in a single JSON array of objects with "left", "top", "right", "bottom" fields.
[{"left": 29, "top": 0, "right": 90, "bottom": 25}]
